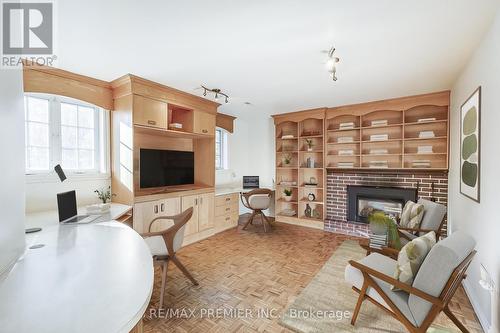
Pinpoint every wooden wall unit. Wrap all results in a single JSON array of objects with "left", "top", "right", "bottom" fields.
[
  {"left": 110, "top": 74, "right": 220, "bottom": 245},
  {"left": 271, "top": 91, "right": 450, "bottom": 229},
  {"left": 273, "top": 108, "right": 326, "bottom": 229}
]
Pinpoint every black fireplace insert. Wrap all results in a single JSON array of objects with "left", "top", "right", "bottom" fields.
[{"left": 347, "top": 185, "right": 417, "bottom": 223}]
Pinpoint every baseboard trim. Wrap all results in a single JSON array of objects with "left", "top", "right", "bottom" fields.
[{"left": 462, "top": 279, "right": 491, "bottom": 332}]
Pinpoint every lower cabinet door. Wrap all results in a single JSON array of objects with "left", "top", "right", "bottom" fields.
[
  {"left": 181, "top": 194, "right": 199, "bottom": 236},
  {"left": 150, "top": 197, "right": 181, "bottom": 232},
  {"left": 198, "top": 192, "right": 215, "bottom": 232},
  {"left": 133, "top": 200, "right": 160, "bottom": 234}
]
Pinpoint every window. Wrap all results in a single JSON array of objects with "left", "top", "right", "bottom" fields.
[
  {"left": 215, "top": 128, "right": 228, "bottom": 170},
  {"left": 24, "top": 94, "right": 109, "bottom": 176}
]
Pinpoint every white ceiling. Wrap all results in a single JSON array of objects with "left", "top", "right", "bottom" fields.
[{"left": 56, "top": 0, "right": 500, "bottom": 117}]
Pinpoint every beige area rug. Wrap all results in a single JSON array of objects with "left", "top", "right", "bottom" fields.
[{"left": 280, "top": 240, "right": 459, "bottom": 333}]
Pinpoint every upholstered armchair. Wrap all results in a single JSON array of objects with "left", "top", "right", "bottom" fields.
[
  {"left": 345, "top": 231, "right": 476, "bottom": 333},
  {"left": 240, "top": 188, "right": 273, "bottom": 232},
  {"left": 398, "top": 199, "right": 447, "bottom": 245}
]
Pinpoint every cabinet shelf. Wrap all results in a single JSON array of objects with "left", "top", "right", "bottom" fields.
[{"left": 134, "top": 124, "right": 213, "bottom": 139}]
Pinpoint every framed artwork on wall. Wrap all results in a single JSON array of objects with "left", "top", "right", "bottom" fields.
[{"left": 460, "top": 86, "right": 481, "bottom": 202}]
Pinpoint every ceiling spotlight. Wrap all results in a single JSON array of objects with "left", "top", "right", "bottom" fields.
[
  {"left": 325, "top": 46, "right": 340, "bottom": 81},
  {"left": 201, "top": 85, "right": 229, "bottom": 104}
]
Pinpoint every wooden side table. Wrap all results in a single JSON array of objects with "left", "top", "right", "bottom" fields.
[{"left": 359, "top": 239, "right": 400, "bottom": 260}]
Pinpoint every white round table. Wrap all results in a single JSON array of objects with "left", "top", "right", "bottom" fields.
[{"left": 0, "top": 221, "right": 153, "bottom": 333}]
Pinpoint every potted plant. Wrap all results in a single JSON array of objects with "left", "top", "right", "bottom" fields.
[
  {"left": 283, "top": 188, "right": 293, "bottom": 202},
  {"left": 94, "top": 186, "right": 115, "bottom": 209},
  {"left": 283, "top": 154, "right": 292, "bottom": 166},
  {"left": 305, "top": 139, "right": 314, "bottom": 152},
  {"left": 368, "top": 211, "right": 401, "bottom": 250}
]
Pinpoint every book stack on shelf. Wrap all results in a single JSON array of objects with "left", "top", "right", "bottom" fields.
[
  {"left": 338, "top": 161, "right": 355, "bottom": 168},
  {"left": 369, "top": 233, "right": 388, "bottom": 249},
  {"left": 369, "top": 148, "right": 389, "bottom": 155},
  {"left": 338, "top": 149, "right": 354, "bottom": 156},
  {"left": 338, "top": 136, "right": 354, "bottom": 143},
  {"left": 371, "top": 119, "right": 388, "bottom": 127},
  {"left": 417, "top": 145, "right": 433, "bottom": 154},
  {"left": 281, "top": 134, "right": 295, "bottom": 139},
  {"left": 369, "top": 160, "right": 389, "bottom": 169},
  {"left": 279, "top": 180, "right": 297, "bottom": 186},
  {"left": 339, "top": 122, "right": 356, "bottom": 130},
  {"left": 370, "top": 134, "right": 389, "bottom": 141},
  {"left": 417, "top": 117, "right": 436, "bottom": 123},
  {"left": 412, "top": 160, "right": 431, "bottom": 168},
  {"left": 418, "top": 131, "right": 435, "bottom": 139}
]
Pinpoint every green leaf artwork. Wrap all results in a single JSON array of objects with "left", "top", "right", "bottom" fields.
[
  {"left": 462, "top": 161, "right": 478, "bottom": 187},
  {"left": 461, "top": 134, "right": 477, "bottom": 160},
  {"left": 462, "top": 106, "right": 477, "bottom": 135}
]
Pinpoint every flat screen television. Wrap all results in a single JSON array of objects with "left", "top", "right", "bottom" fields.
[{"left": 140, "top": 149, "right": 194, "bottom": 188}]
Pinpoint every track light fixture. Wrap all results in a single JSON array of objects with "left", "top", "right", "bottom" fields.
[
  {"left": 201, "top": 85, "right": 229, "bottom": 104},
  {"left": 325, "top": 47, "right": 340, "bottom": 81}
]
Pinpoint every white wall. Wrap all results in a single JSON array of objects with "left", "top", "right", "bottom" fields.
[
  {"left": 25, "top": 177, "right": 110, "bottom": 213},
  {"left": 449, "top": 9, "right": 500, "bottom": 332},
  {"left": 0, "top": 70, "right": 26, "bottom": 276}
]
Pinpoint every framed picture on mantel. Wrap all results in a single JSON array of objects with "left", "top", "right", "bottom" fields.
[{"left": 460, "top": 86, "right": 481, "bottom": 203}]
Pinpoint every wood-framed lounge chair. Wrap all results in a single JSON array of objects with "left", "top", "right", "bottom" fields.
[
  {"left": 398, "top": 199, "right": 447, "bottom": 244},
  {"left": 141, "top": 207, "right": 199, "bottom": 309},
  {"left": 345, "top": 231, "right": 476, "bottom": 333}
]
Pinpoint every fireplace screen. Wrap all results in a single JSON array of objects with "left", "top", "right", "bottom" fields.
[{"left": 358, "top": 197, "right": 403, "bottom": 221}]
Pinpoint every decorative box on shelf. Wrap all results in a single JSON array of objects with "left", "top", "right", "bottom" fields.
[
  {"left": 370, "top": 134, "right": 389, "bottom": 141},
  {"left": 338, "top": 136, "right": 354, "bottom": 143},
  {"left": 371, "top": 119, "right": 388, "bottom": 127}
]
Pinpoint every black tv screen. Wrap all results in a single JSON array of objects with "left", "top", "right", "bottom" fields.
[{"left": 140, "top": 149, "right": 194, "bottom": 188}]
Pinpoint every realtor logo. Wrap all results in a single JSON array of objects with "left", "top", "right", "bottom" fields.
[{"left": 2, "top": 2, "right": 53, "bottom": 54}]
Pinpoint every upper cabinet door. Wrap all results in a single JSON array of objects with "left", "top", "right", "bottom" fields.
[
  {"left": 133, "top": 95, "right": 167, "bottom": 129},
  {"left": 198, "top": 192, "right": 215, "bottom": 232},
  {"left": 193, "top": 111, "right": 215, "bottom": 135}
]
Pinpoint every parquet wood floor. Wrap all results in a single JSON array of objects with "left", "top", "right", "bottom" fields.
[{"left": 143, "top": 216, "right": 483, "bottom": 333}]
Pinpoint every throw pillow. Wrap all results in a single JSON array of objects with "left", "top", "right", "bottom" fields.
[
  {"left": 392, "top": 231, "right": 436, "bottom": 290},
  {"left": 400, "top": 201, "right": 424, "bottom": 230}
]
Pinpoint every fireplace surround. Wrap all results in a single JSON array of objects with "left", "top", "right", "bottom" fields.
[
  {"left": 325, "top": 171, "right": 448, "bottom": 237},
  {"left": 347, "top": 185, "right": 417, "bottom": 224}
]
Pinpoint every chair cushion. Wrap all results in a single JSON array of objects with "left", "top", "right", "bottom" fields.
[
  {"left": 345, "top": 253, "right": 417, "bottom": 326},
  {"left": 417, "top": 199, "right": 446, "bottom": 236},
  {"left": 248, "top": 194, "right": 270, "bottom": 210},
  {"left": 400, "top": 201, "right": 424, "bottom": 230},
  {"left": 409, "top": 231, "right": 476, "bottom": 327},
  {"left": 393, "top": 231, "right": 436, "bottom": 290},
  {"left": 144, "top": 236, "right": 169, "bottom": 256}
]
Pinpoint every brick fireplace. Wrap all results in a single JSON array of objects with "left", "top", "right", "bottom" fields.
[{"left": 325, "top": 171, "right": 448, "bottom": 237}]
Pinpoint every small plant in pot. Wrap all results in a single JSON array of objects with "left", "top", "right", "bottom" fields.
[
  {"left": 283, "top": 154, "right": 292, "bottom": 166},
  {"left": 94, "top": 186, "right": 115, "bottom": 209},
  {"left": 305, "top": 139, "right": 314, "bottom": 152},
  {"left": 283, "top": 188, "right": 293, "bottom": 202}
]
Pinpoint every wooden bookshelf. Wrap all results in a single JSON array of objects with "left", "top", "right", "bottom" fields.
[
  {"left": 325, "top": 92, "right": 450, "bottom": 171},
  {"left": 273, "top": 108, "right": 326, "bottom": 227},
  {"left": 271, "top": 91, "right": 450, "bottom": 230}
]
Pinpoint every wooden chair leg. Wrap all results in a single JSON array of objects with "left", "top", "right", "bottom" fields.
[
  {"left": 260, "top": 211, "right": 268, "bottom": 233},
  {"left": 351, "top": 281, "right": 368, "bottom": 325},
  {"left": 171, "top": 255, "right": 199, "bottom": 286},
  {"left": 242, "top": 211, "right": 256, "bottom": 230},
  {"left": 444, "top": 306, "right": 470, "bottom": 333},
  {"left": 159, "top": 260, "right": 168, "bottom": 309},
  {"left": 261, "top": 212, "right": 272, "bottom": 229}
]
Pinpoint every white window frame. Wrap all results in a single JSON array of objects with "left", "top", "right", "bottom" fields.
[
  {"left": 215, "top": 127, "right": 229, "bottom": 170},
  {"left": 24, "top": 93, "right": 110, "bottom": 183}
]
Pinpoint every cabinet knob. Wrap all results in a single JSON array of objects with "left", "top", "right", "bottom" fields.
[
  {"left": 225, "top": 198, "right": 231, "bottom": 201},
  {"left": 147, "top": 120, "right": 156, "bottom": 125},
  {"left": 225, "top": 217, "right": 230, "bottom": 221},
  {"left": 160, "top": 203, "right": 165, "bottom": 212},
  {"left": 202, "top": 129, "right": 208, "bottom": 133},
  {"left": 154, "top": 205, "right": 159, "bottom": 214},
  {"left": 225, "top": 207, "right": 230, "bottom": 211}
]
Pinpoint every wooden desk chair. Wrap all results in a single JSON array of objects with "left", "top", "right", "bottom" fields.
[
  {"left": 398, "top": 199, "right": 447, "bottom": 245},
  {"left": 346, "top": 231, "right": 476, "bottom": 333},
  {"left": 141, "top": 207, "right": 198, "bottom": 309},
  {"left": 240, "top": 188, "right": 273, "bottom": 232}
]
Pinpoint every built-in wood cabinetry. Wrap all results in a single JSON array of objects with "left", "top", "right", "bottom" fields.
[
  {"left": 272, "top": 91, "right": 450, "bottom": 229},
  {"left": 214, "top": 193, "right": 239, "bottom": 233},
  {"left": 110, "top": 74, "right": 220, "bottom": 245},
  {"left": 273, "top": 108, "right": 326, "bottom": 230}
]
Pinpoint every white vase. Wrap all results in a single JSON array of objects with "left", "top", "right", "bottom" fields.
[{"left": 284, "top": 196, "right": 292, "bottom": 202}]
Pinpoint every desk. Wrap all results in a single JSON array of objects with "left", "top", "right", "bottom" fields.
[{"left": 0, "top": 204, "right": 153, "bottom": 333}]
